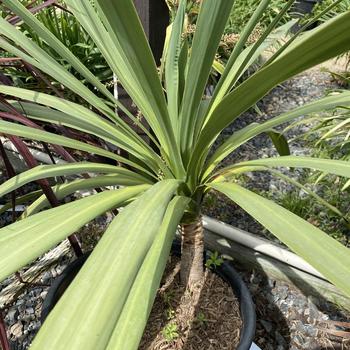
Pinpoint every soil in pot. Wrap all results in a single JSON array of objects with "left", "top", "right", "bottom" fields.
[{"left": 139, "top": 256, "right": 242, "bottom": 350}]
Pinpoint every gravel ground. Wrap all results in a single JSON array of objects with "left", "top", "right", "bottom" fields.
[
  {"left": 1, "top": 251, "right": 73, "bottom": 350},
  {"left": 1, "top": 66, "right": 350, "bottom": 349},
  {"left": 239, "top": 267, "right": 350, "bottom": 350},
  {"left": 0, "top": 219, "right": 108, "bottom": 350}
]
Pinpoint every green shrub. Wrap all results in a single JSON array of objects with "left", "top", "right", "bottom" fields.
[{"left": 227, "top": 0, "right": 291, "bottom": 33}]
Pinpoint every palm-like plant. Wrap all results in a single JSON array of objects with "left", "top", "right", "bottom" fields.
[{"left": 0, "top": 0, "right": 350, "bottom": 349}]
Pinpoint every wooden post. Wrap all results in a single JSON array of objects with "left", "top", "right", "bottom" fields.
[{"left": 134, "top": 0, "right": 169, "bottom": 65}]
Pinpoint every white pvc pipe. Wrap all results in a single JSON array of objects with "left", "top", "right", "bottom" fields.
[{"left": 203, "top": 215, "right": 325, "bottom": 280}]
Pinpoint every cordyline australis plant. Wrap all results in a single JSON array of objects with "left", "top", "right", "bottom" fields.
[{"left": 0, "top": 0, "right": 350, "bottom": 349}]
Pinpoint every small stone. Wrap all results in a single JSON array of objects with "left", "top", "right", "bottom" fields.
[
  {"left": 32, "top": 288, "right": 42, "bottom": 297},
  {"left": 27, "top": 321, "right": 40, "bottom": 332},
  {"left": 297, "top": 321, "right": 307, "bottom": 332},
  {"left": 267, "top": 278, "right": 275, "bottom": 289},
  {"left": 260, "top": 320, "right": 273, "bottom": 333},
  {"left": 275, "top": 331, "right": 286, "bottom": 346},
  {"left": 22, "top": 314, "right": 35, "bottom": 322},
  {"left": 293, "top": 334, "right": 304, "bottom": 347},
  {"left": 302, "top": 339, "right": 314, "bottom": 349},
  {"left": 16, "top": 299, "right": 25, "bottom": 306},
  {"left": 7, "top": 309, "right": 18, "bottom": 324},
  {"left": 307, "top": 299, "right": 320, "bottom": 321},
  {"left": 321, "top": 313, "right": 329, "bottom": 321},
  {"left": 273, "top": 294, "right": 280, "bottom": 302},
  {"left": 26, "top": 307, "right": 34, "bottom": 315},
  {"left": 10, "top": 322, "right": 23, "bottom": 338},
  {"left": 304, "top": 324, "right": 317, "bottom": 337},
  {"left": 279, "top": 301, "right": 289, "bottom": 314},
  {"left": 41, "top": 271, "right": 51, "bottom": 284},
  {"left": 277, "top": 286, "right": 289, "bottom": 300}
]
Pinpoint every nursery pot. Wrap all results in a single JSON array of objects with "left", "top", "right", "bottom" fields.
[
  {"left": 290, "top": 0, "right": 323, "bottom": 32},
  {"left": 292, "top": 0, "right": 322, "bottom": 15},
  {"left": 41, "top": 244, "right": 256, "bottom": 350}
]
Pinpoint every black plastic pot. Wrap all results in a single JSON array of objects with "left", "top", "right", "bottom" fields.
[
  {"left": 290, "top": 0, "right": 323, "bottom": 32},
  {"left": 41, "top": 244, "right": 256, "bottom": 350},
  {"left": 292, "top": 0, "right": 321, "bottom": 15}
]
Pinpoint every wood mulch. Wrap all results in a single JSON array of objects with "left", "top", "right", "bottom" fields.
[{"left": 139, "top": 256, "right": 242, "bottom": 350}]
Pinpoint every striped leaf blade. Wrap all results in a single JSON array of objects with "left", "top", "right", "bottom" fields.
[
  {"left": 21, "top": 175, "right": 146, "bottom": 218},
  {"left": 210, "top": 182, "right": 350, "bottom": 297},
  {"left": 0, "top": 162, "right": 151, "bottom": 198},
  {"left": 0, "top": 185, "right": 149, "bottom": 281},
  {"left": 203, "top": 91, "right": 350, "bottom": 179},
  {"left": 107, "top": 196, "right": 189, "bottom": 350},
  {"left": 191, "top": 11, "right": 350, "bottom": 180},
  {"left": 179, "top": 0, "right": 235, "bottom": 158},
  {"left": 0, "top": 120, "right": 153, "bottom": 176},
  {"left": 30, "top": 180, "right": 181, "bottom": 350},
  {"left": 219, "top": 156, "right": 350, "bottom": 179}
]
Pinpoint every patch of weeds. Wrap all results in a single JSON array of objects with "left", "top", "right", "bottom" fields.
[
  {"left": 205, "top": 251, "right": 224, "bottom": 269},
  {"left": 165, "top": 307, "right": 175, "bottom": 320},
  {"left": 163, "top": 291, "right": 175, "bottom": 306},
  {"left": 162, "top": 323, "right": 179, "bottom": 341},
  {"left": 195, "top": 311, "right": 208, "bottom": 327}
]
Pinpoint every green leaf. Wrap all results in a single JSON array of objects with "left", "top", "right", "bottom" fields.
[
  {"left": 0, "top": 190, "right": 42, "bottom": 215},
  {"left": 0, "top": 15, "right": 115, "bottom": 122},
  {"left": 0, "top": 185, "right": 149, "bottom": 282},
  {"left": 30, "top": 180, "right": 181, "bottom": 350},
  {"left": 203, "top": 91, "right": 350, "bottom": 179},
  {"left": 179, "top": 0, "right": 235, "bottom": 158},
  {"left": 319, "top": 118, "right": 350, "bottom": 142},
  {"left": 0, "top": 162, "right": 151, "bottom": 199},
  {"left": 78, "top": 0, "right": 183, "bottom": 175},
  {"left": 165, "top": 0, "right": 186, "bottom": 132},
  {"left": 220, "top": 156, "right": 350, "bottom": 179},
  {"left": 207, "top": 0, "right": 271, "bottom": 114},
  {"left": 212, "top": 59, "right": 225, "bottom": 75},
  {"left": 0, "top": 120, "right": 154, "bottom": 177},
  {"left": 266, "top": 129, "right": 290, "bottom": 156},
  {"left": 210, "top": 16, "right": 296, "bottom": 112},
  {"left": 192, "top": 12, "right": 350, "bottom": 180},
  {"left": 269, "top": 169, "right": 344, "bottom": 217},
  {"left": 21, "top": 175, "right": 144, "bottom": 218},
  {"left": 178, "top": 39, "right": 188, "bottom": 110},
  {"left": 107, "top": 196, "right": 189, "bottom": 350},
  {"left": 1, "top": 0, "right": 115, "bottom": 103},
  {"left": 215, "top": 167, "right": 343, "bottom": 218},
  {"left": 210, "top": 182, "right": 350, "bottom": 297},
  {"left": 0, "top": 87, "right": 160, "bottom": 171}
]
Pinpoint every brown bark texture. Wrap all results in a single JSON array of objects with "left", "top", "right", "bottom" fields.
[{"left": 180, "top": 216, "right": 204, "bottom": 290}]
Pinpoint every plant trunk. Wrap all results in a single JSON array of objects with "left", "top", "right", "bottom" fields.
[{"left": 180, "top": 216, "right": 204, "bottom": 290}]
